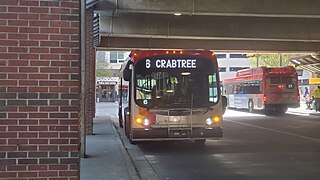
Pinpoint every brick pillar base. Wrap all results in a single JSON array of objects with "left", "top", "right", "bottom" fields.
[
  {"left": 85, "top": 7, "right": 95, "bottom": 135},
  {"left": 0, "top": 0, "right": 80, "bottom": 179}
]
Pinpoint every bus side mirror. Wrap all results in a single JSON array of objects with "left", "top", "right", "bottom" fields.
[
  {"left": 222, "top": 96, "right": 227, "bottom": 114},
  {"left": 123, "top": 69, "right": 131, "bottom": 81}
]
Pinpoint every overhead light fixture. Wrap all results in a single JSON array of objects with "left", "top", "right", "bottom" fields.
[
  {"left": 181, "top": 72, "right": 191, "bottom": 76},
  {"left": 292, "top": 60, "right": 301, "bottom": 65},
  {"left": 174, "top": 13, "right": 182, "bottom": 16}
]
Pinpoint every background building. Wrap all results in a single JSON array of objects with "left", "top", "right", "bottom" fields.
[
  {"left": 217, "top": 53, "right": 251, "bottom": 82},
  {"left": 105, "top": 51, "right": 131, "bottom": 70},
  {"left": 96, "top": 51, "right": 130, "bottom": 102}
]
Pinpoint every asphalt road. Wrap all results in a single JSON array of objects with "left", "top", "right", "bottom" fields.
[{"left": 104, "top": 102, "right": 320, "bottom": 180}]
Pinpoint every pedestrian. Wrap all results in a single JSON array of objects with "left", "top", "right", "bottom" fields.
[
  {"left": 304, "top": 87, "right": 309, "bottom": 97},
  {"left": 306, "top": 96, "right": 314, "bottom": 110},
  {"left": 314, "top": 86, "right": 320, "bottom": 112}
]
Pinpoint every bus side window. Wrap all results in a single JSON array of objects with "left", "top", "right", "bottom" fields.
[
  {"left": 208, "top": 74, "right": 218, "bottom": 103},
  {"left": 235, "top": 84, "right": 241, "bottom": 94},
  {"left": 233, "top": 84, "right": 237, "bottom": 94}
]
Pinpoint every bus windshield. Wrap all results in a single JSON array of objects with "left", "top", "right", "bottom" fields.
[
  {"left": 134, "top": 57, "right": 219, "bottom": 108},
  {"left": 268, "top": 77, "right": 293, "bottom": 84}
]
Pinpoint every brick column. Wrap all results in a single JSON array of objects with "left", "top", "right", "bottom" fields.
[
  {"left": 0, "top": 0, "right": 80, "bottom": 179},
  {"left": 85, "top": 7, "right": 95, "bottom": 135}
]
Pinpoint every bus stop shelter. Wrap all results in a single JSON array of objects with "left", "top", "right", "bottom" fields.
[{"left": 290, "top": 54, "right": 320, "bottom": 75}]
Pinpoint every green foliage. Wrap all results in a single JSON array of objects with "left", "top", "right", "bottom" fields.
[
  {"left": 96, "top": 62, "right": 118, "bottom": 77},
  {"left": 247, "top": 54, "right": 294, "bottom": 68},
  {"left": 95, "top": 51, "right": 121, "bottom": 77},
  {"left": 96, "top": 69, "right": 116, "bottom": 77}
]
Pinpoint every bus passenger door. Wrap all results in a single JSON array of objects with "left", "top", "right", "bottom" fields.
[{"left": 229, "top": 94, "right": 235, "bottom": 107}]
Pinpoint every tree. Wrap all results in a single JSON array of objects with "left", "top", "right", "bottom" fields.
[
  {"left": 95, "top": 51, "right": 120, "bottom": 77},
  {"left": 96, "top": 62, "right": 119, "bottom": 77},
  {"left": 247, "top": 54, "right": 294, "bottom": 68}
]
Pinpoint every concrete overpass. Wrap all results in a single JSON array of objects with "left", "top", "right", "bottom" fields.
[{"left": 94, "top": 0, "right": 320, "bottom": 52}]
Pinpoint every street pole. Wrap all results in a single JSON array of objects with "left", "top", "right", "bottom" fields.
[
  {"left": 256, "top": 55, "right": 259, "bottom": 67},
  {"left": 280, "top": 54, "right": 283, "bottom": 67},
  {"left": 80, "top": 0, "right": 86, "bottom": 158},
  {"left": 118, "top": 78, "right": 123, "bottom": 127}
]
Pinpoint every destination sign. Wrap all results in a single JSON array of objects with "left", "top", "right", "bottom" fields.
[{"left": 145, "top": 59, "right": 197, "bottom": 69}]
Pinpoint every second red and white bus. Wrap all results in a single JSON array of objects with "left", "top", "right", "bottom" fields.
[{"left": 222, "top": 66, "right": 300, "bottom": 114}]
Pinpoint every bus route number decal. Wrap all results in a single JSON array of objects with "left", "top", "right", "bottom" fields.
[
  {"left": 286, "top": 84, "right": 294, "bottom": 89},
  {"left": 143, "top": 100, "right": 148, "bottom": 105},
  {"left": 145, "top": 59, "right": 197, "bottom": 69}
]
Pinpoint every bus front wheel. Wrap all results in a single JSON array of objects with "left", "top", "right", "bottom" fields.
[
  {"left": 248, "top": 100, "right": 254, "bottom": 113},
  {"left": 129, "top": 133, "right": 137, "bottom": 145},
  {"left": 124, "top": 107, "right": 130, "bottom": 139},
  {"left": 194, "top": 139, "right": 206, "bottom": 145}
]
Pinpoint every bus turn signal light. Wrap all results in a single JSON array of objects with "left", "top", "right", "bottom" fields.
[
  {"left": 135, "top": 117, "right": 150, "bottom": 126},
  {"left": 135, "top": 117, "right": 143, "bottom": 124},
  {"left": 213, "top": 116, "right": 220, "bottom": 123},
  {"left": 206, "top": 116, "right": 220, "bottom": 125}
]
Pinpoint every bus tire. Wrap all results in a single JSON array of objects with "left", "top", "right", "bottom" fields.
[
  {"left": 194, "top": 139, "right": 206, "bottom": 145},
  {"left": 275, "top": 108, "right": 287, "bottom": 116},
  {"left": 248, "top": 100, "right": 254, "bottom": 113},
  {"left": 226, "top": 98, "right": 230, "bottom": 109},
  {"left": 129, "top": 134, "right": 137, "bottom": 145},
  {"left": 125, "top": 119, "right": 130, "bottom": 139},
  {"left": 124, "top": 107, "right": 130, "bottom": 139}
]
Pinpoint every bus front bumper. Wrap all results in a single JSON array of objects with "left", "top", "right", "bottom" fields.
[{"left": 131, "top": 127, "right": 223, "bottom": 140}]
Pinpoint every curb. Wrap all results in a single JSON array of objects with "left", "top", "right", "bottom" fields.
[
  {"left": 309, "top": 112, "right": 320, "bottom": 116},
  {"left": 111, "top": 122, "right": 140, "bottom": 180},
  {"left": 109, "top": 113, "right": 159, "bottom": 180}
]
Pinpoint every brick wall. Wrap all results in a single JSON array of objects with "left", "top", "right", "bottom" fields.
[
  {"left": 85, "top": 7, "right": 95, "bottom": 135},
  {"left": 0, "top": 0, "right": 80, "bottom": 179}
]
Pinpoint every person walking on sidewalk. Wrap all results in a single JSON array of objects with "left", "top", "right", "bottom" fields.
[
  {"left": 314, "top": 86, "right": 320, "bottom": 112},
  {"left": 304, "top": 87, "right": 309, "bottom": 98}
]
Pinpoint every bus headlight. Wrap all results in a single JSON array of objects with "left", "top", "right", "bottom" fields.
[
  {"left": 206, "top": 116, "right": 220, "bottom": 125},
  {"left": 135, "top": 117, "right": 150, "bottom": 126},
  {"left": 143, "top": 119, "right": 150, "bottom": 126},
  {"left": 206, "top": 118, "right": 213, "bottom": 125}
]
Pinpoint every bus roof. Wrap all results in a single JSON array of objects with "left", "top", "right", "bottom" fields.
[
  {"left": 223, "top": 66, "right": 297, "bottom": 84},
  {"left": 236, "top": 66, "right": 296, "bottom": 77},
  {"left": 129, "top": 50, "right": 216, "bottom": 64}
]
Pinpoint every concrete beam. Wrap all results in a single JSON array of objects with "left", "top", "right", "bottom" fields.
[
  {"left": 100, "top": 14, "right": 320, "bottom": 42},
  {"left": 95, "top": 0, "right": 320, "bottom": 18},
  {"left": 97, "top": 36, "right": 320, "bottom": 53}
]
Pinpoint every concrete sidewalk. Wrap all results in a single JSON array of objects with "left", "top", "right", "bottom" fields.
[
  {"left": 80, "top": 104, "right": 139, "bottom": 180},
  {"left": 288, "top": 102, "right": 320, "bottom": 116}
]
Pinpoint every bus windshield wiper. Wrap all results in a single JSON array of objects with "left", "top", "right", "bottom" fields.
[{"left": 204, "top": 107, "right": 213, "bottom": 114}]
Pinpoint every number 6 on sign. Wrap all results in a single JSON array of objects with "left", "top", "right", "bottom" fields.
[
  {"left": 146, "top": 59, "right": 151, "bottom": 68},
  {"left": 143, "top": 100, "right": 148, "bottom": 105}
]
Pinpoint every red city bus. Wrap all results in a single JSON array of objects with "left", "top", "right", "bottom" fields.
[
  {"left": 222, "top": 66, "right": 300, "bottom": 115},
  {"left": 119, "top": 50, "right": 226, "bottom": 144}
]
